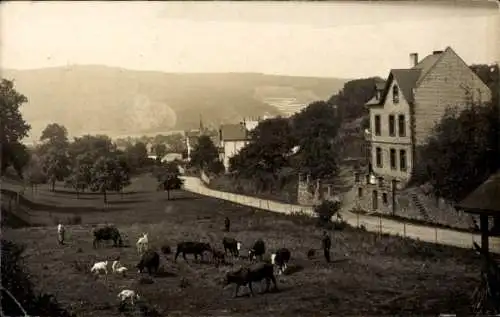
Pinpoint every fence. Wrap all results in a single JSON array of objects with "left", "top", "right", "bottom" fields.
[{"left": 182, "top": 176, "right": 500, "bottom": 254}]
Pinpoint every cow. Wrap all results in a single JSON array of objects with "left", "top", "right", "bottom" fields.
[
  {"left": 212, "top": 249, "right": 225, "bottom": 267},
  {"left": 174, "top": 242, "right": 212, "bottom": 262},
  {"left": 271, "top": 248, "right": 291, "bottom": 275},
  {"left": 224, "top": 263, "right": 278, "bottom": 298},
  {"left": 137, "top": 250, "right": 160, "bottom": 276},
  {"left": 93, "top": 226, "right": 123, "bottom": 248},
  {"left": 248, "top": 239, "right": 265, "bottom": 262},
  {"left": 222, "top": 237, "right": 239, "bottom": 257}
]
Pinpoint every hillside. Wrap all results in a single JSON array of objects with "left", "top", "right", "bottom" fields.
[{"left": 2, "top": 66, "right": 348, "bottom": 141}]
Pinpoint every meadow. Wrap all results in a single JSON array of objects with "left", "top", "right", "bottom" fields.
[{"left": 2, "top": 174, "right": 483, "bottom": 316}]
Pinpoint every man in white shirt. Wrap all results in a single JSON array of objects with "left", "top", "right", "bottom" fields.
[{"left": 57, "top": 223, "right": 65, "bottom": 245}]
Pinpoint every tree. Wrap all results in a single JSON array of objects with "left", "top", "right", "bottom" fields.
[
  {"left": 190, "top": 135, "right": 219, "bottom": 170},
  {"left": 68, "top": 134, "right": 114, "bottom": 162},
  {"left": 0, "top": 79, "right": 31, "bottom": 176},
  {"left": 124, "top": 141, "right": 149, "bottom": 172},
  {"left": 230, "top": 117, "right": 295, "bottom": 184},
  {"left": 24, "top": 155, "right": 46, "bottom": 195},
  {"left": 154, "top": 162, "right": 184, "bottom": 200},
  {"left": 291, "top": 101, "right": 342, "bottom": 180},
  {"left": 413, "top": 101, "right": 498, "bottom": 202},
  {"left": 64, "top": 153, "right": 94, "bottom": 198},
  {"left": 89, "top": 156, "right": 130, "bottom": 203},
  {"left": 327, "top": 77, "right": 384, "bottom": 120},
  {"left": 40, "top": 123, "right": 68, "bottom": 146},
  {"left": 40, "top": 146, "right": 70, "bottom": 192},
  {"left": 152, "top": 143, "right": 167, "bottom": 161}
]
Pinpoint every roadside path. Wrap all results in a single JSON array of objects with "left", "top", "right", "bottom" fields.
[{"left": 181, "top": 176, "right": 500, "bottom": 254}]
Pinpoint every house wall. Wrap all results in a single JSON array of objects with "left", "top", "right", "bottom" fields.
[
  {"left": 413, "top": 49, "right": 492, "bottom": 146},
  {"left": 223, "top": 140, "right": 249, "bottom": 171},
  {"left": 368, "top": 78, "right": 413, "bottom": 180}
]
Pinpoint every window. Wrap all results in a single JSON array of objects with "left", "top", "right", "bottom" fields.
[
  {"left": 358, "top": 187, "right": 363, "bottom": 197},
  {"left": 382, "top": 193, "right": 388, "bottom": 205},
  {"left": 393, "top": 85, "right": 399, "bottom": 104},
  {"left": 398, "top": 115, "right": 406, "bottom": 137},
  {"left": 378, "top": 177, "right": 384, "bottom": 188},
  {"left": 355, "top": 173, "right": 360, "bottom": 182},
  {"left": 400, "top": 149, "right": 407, "bottom": 171},
  {"left": 388, "top": 115, "right": 395, "bottom": 136},
  {"left": 374, "top": 115, "right": 381, "bottom": 136},
  {"left": 376, "top": 147, "right": 382, "bottom": 168},
  {"left": 390, "top": 148, "right": 396, "bottom": 170}
]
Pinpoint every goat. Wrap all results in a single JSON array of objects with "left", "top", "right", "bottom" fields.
[
  {"left": 91, "top": 261, "right": 108, "bottom": 275},
  {"left": 117, "top": 289, "right": 140, "bottom": 305},
  {"left": 224, "top": 263, "right": 278, "bottom": 298},
  {"left": 271, "top": 248, "right": 291, "bottom": 275},
  {"left": 136, "top": 233, "right": 149, "bottom": 254},
  {"left": 212, "top": 249, "right": 225, "bottom": 267},
  {"left": 111, "top": 260, "right": 128, "bottom": 276}
]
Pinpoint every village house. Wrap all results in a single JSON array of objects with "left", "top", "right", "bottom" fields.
[
  {"left": 356, "top": 46, "right": 492, "bottom": 213},
  {"left": 219, "top": 117, "right": 261, "bottom": 172}
]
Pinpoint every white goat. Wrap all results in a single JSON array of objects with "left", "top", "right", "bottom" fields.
[
  {"left": 111, "top": 260, "right": 128, "bottom": 276},
  {"left": 136, "top": 233, "right": 149, "bottom": 254},
  {"left": 91, "top": 261, "right": 108, "bottom": 275},
  {"left": 117, "top": 289, "right": 140, "bottom": 305}
]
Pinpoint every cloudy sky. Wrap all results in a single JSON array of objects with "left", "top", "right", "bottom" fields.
[{"left": 1, "top": 1, "right": 498, "bottom": 79}]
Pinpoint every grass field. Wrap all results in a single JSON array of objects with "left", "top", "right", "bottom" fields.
[{"left": 2, "top": 174, "right": 483, "bottom": 316}]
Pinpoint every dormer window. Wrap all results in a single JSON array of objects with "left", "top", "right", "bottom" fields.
[{"left": 392, "top": 85, "right": 400, "bottom": 104}]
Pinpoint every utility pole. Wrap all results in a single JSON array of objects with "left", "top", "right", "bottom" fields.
[{"left": 391, "top": 179, "right": 398, "bottom": 216}]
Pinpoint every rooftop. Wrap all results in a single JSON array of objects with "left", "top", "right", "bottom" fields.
[
  {"left": 456, "top": 170, "right": 500, "bottom": 215},
  {"left": 220, "top": 123, "right": 248, "bottom": 141}
]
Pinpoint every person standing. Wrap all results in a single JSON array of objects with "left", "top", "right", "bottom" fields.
[
  {"left": 57, "top": 223, "right": 65, "bottom": 245},
  {"left": 321, "top": 231, "right": 331, "bottom": 263}
]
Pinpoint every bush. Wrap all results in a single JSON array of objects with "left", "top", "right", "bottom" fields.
[
  {"left": 314, "top": 200, "right": 341, "bottom": 225},
  {"left": 1, "top": 240, "right": 75, "bottom": 316}
]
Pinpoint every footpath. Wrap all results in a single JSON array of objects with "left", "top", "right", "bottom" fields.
[{"left": 181, "top": 176, "right": 500, "bottom": 254}]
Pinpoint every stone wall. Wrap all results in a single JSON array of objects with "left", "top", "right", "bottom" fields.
[
  {"left": 297, "top": 174, "right": 340, "bottom": 206},
  {"left": 348, "top": 174, "right": 486, "bottom": 230}
]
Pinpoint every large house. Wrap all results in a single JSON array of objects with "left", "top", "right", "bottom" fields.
[
  {"left": 219, "top": 118, "right": 261, "bottom": 172},
  {"left": 362, "top": 47, "right": 491, "bottom": 186}
]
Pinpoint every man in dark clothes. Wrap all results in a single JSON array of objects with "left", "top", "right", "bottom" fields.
[
  {"left": 224, "top": 217, "right": 230, "bottom": 232},
  {"left": 321, "top": 231, "right": 331, "bottom": 263}
]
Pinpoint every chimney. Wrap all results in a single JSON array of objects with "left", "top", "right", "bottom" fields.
[
  {"left": 409, "top": 53, "right": 418, "bottom": 67},
  {"left": 432, "top": 50, "right": 443, "bottom": 55}
]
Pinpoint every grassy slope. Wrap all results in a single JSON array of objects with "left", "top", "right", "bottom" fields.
[{"left": 2, "top": 174, "right": 481, "bottom": 316}]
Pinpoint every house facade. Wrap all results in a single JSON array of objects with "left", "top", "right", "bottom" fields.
[
  {"left": 364, "top": 47, "right": 491, "bottom": 183},
  {"left": 219, "top": 118, "right": 260, "bottom": 172},
  {"left": 356, "top": 46, "right": 492, "bottom": 212}
]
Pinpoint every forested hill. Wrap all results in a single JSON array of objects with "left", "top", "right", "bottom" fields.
[{"left": 2, "top": 66, "right": 348, "bottom": 141}]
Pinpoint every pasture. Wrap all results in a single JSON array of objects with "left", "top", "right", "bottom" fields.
[{"left": 2, "top": 174, "right": 482, "bottom": 316}]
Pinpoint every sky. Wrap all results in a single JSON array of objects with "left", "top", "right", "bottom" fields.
[{"left": 1, "top": 1, "right": 499, "bottom": 79}]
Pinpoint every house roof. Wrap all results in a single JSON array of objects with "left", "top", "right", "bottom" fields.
[
  {"left": 391, "top": 68, "right": 422, "bottom": 103},
  {"left": 220, "top": 124, "right": 248, "bottom": 141},
  {"left": 456, "top": 170, "right": 500, "bottom": 215},
  {"left": 366, "top": 48, "right": 447, "bottom": 107}
]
